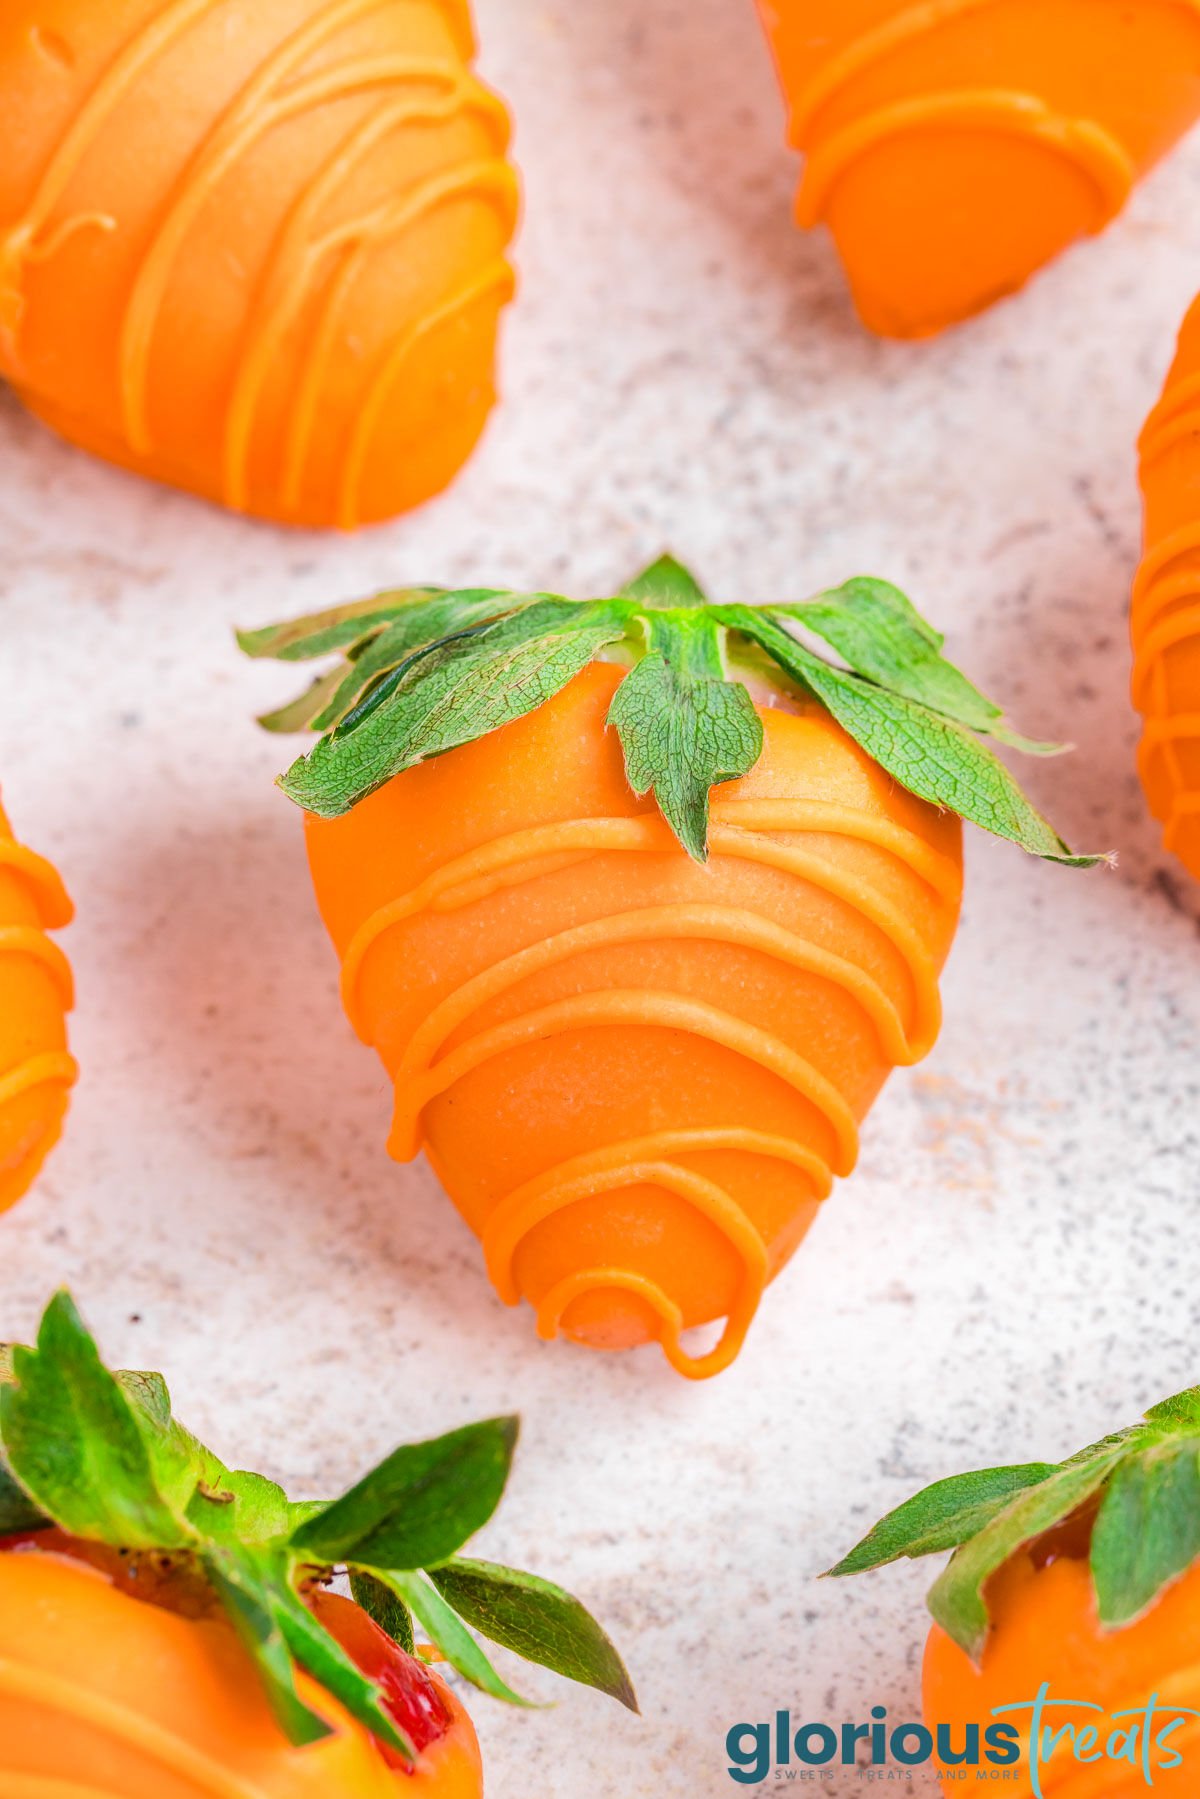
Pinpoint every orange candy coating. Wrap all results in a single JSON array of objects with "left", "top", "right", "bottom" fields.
[
  {"left": 754, "top": 0, "right": 1200, "bottom": 339},
  {"left": 1135, "top": 291, "right": 1200, "bottom": 881},
  {"left": 0, "top": 1547, "right": 482, "bottom": 1797},
  {"left": 923, "top": 1550, "right": 1200, "bottom": 1791},
  {"left": 305, "top": 664, "right": 963, "bottom": 1379},
  {"left": 0, "top": 0, "right": 518, "bottom": 529},
  {"left": 0, "top": 799, "right": 76, "bottom": 1214}
]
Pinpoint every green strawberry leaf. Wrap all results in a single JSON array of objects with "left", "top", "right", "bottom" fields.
[
  {"left": 620, "top": 554, "right": 708, "bottom": 609},
  {"left": 237, "top": 588, "right": 449, "bottom": 662},
  {"left": 730, "top": 611, "right": 1101, "bottom": 866},
  {"left": 272, "top": 1574, "right": 412, "bottom": 1759},
  {"left": 202, "top": 1543, "right": 336, "bottom": 1747},
  {"left": 0, "top": 1292, "right": 190, "bottom": 1549},
  {"left": 429, "top": 1557, "right": 639, "bottom": 1713},
  {"left": 608, "top": 611, "right": 763, "bottom": 862},
  {"left": 834, "top": 1383, "right": 1200, "bottom": 1665},
  {"left": 279, "top": 603, "right": 630, "bottom": 818},
  {"left": 188, "top": 1469, "right": 292, "bottom": 1546},
  {"left": 371, "top": 1567, "right": 535, "bottom": 1705},
  {"left": 259, "top": 666, "right": 351, "bottom": 735},
  {"left": 1145, "top": 1386, "right": 1200, "bottom": 1431},
  {"left": 349, "top": 1568, "right": 416, "bottom": 1655},
  {"left": 291, "top": 1417, "right": 519, "bottom": 1570},
  {"left": 245, "top": 561, "right": 1097, "bottom": 866},
  {"left": 774, "top": 579, "right": 1057, "bottom": 753},
  {"left": 928, "top": 1447, "right": 1129, "bottom": 1661},
  {"left": 1091, "top": 1441, "right": 1200, "bottom": 1628},
  {"left": 0, "top": 1294, "right": 635, "bottom": 1752},
  {"left": 826, "top": 1463, "right": 1058, "bottom": 1576}
]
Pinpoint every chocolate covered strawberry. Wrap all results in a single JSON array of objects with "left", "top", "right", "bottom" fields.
[
  {"left": 243, "top": 556, "right": 1100, "bottom": 1378},
  {"left": 0, "top": 1293, "right": 635, "bottom": 1795}
]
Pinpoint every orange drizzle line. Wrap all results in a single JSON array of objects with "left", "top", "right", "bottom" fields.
[
  {"left": 486, "top": 1129, "right": 826, "bottom": 1380},
  {"left": 0, "top": 1780, "right": 136, "bottom": 1798},
  {"left": 0, "top": 841, "right": 77, "bottom": 1186},
  {"left": 0, "top": 1054, "right": 79, "bottom": 1113},
  {"left": 1140, "top": 366, "right": 1200, "bottom": 449},
  {"left": 783, "top": 0, "right": 1173, "bottom": 227},
  {"left": 0, "top": 1659, "right": 274, "bottom": 1799},
  {"left": 1134, "top": 349, "right": 1200, "bottom": 839},
  {"left": 339, "top": 797, "right": 954, "bottom": 1378},
  {"left": 222, "top": 69, "right": 509, "bottom": 511},
  {"left": 278, "top": 157, "right": 517, "bottom": 523},
  {"left": 0, "top": 927, "right": 75, "bottom": 1009},
  {"left": 1, "top": 0, "right": 516, "bottom": 521},
  {"left": 797, "top": 93, "right": 1132, "bottom": 229},
  {"left": 0, "top": 839, "right": 74, "bottom": 929},
  {"left": 334, "top": 254, "right": 516, "bottom": 527}
]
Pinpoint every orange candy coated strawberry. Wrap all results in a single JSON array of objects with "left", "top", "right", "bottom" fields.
[
  {"left": 0, "top": 1293, "right": 635, "bottom": 1794},
  {"left": 1135, "top": 292, "right": 1200, "bottom": 880},
  {"left": 0, "top": 798, "right": 76, "bottom": 1214},
  {"left": 755, "top": 0, "right": 1200, "bottom": 338},
  {"left": 247, "top": 558, "right": 1096, "bottom": 1378},
  {"left": 0, "top": 0, "right": 518, "bottom": 527},
  {"left": 306, "top": 663, "right": 963, "bottom": 1378},
  {"left": 924, "top": 1553, "right": 1200, "bottom": 1791},
  {"left": 833, "top": 1380, "right": 1200, "bottom": 1791},
  {"left": 0, "top": 1549, "right": 409, "bottom": 1798}
]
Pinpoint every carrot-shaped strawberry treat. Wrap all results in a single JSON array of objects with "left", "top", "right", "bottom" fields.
[
  {"left": 0, "top": 1, "right": 518, "bottom": 528},
  {"left": 831, "top": 1381, "right": 1200, "bottom": 1787},
  {"left": 754, "top": 1, "right": 1200, "bottom": 339},
  {"left": 0, "top": 797, "right": 76, "bottom": 1213},
  {"left": 0, "top": 1291, "right": 635, "bottom": 1796},
  {"left": 1136, "top": 292, "right": 1200, "bottom": 880},
  {"left": 242, "top": 556, "right": 1099, "bottom": 1380}
]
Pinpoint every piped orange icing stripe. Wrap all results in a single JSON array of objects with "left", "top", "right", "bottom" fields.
[
  {"left": 0, "top": 1658, "right": 274, "bottom": 1799},
  {"left": 0, "top": 1054, "right": 79, "bottom": 1115},
  {"left": 337, "top": 791, "right": 954, "bottom": 1377},
  {"left": 0, "top": 839, "right": 73, "bottom": 928},
  {"left": 0, "top": 928, "right": 74, "bottom": 1009},
  {"left": 1131, "top": 603, "right": 1200, "bottom": 710},
  {"left": 789, "top": 0, "right": 1200, "bottom": 142},
  {"left": 394, "top": 903, "right": 932, "bottom": 1116},
  {"left": 119, "top": 4, "right": 448, "bottom": 451},
  {"left": 278, "top": 156, "right": 518, "bottom": 519},
  {"left": 336, "top": 256, "right": 516, "bottom": 528},
  {"left": 340, "top": 801, "right": 954, "bottom": 1052},
  {"left": 483, "top": 1128, "right": 827, "bottom": 1379},
  {"left": 798, "top": 91, "right": 1133, "bottom": 230},
  {"left": 0, "top": 824, "right": 76, "bottom": 1209},
  {"left": 0, "top": 1779, "right": 134, "bottom": 1799},
  {"left": 222, "top": 70, "right": 510, "bottom": 511},
  {"left": 387, "top": 987, "right": 861, "bottom": 1171}
]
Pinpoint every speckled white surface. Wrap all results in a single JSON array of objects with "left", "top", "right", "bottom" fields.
[{"left": 3, "top": 3, "right": 1200, "bottom": 1794}]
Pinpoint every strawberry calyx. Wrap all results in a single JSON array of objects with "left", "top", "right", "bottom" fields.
[
  {"left": 0, "top": 1292, "right": 638, "bottom": 1756},
  {"left": 239, "top": 553, "right": 1103, "bottom": 867},
  {"left": 828, "top": 1382, "right": 1200, "bottom": 1665}
]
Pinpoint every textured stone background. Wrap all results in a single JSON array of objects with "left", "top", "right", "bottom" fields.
[{"left": 3, "top": 2, "right": 1200, "bottom": 1793}]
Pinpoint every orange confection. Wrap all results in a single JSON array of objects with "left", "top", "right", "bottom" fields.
[
  {"left": 246, "top": 558, "right": 1094, "bottom": 1378},
  {"left": 0, "top": 0, "right": 518, "bottom": 528},
  {"left": 0, "top": 1292, "right": 636, "bottom": 1795},
  {"left": 754, "top": 0, "right": 1200, "bottom": 339},
  {"left": 835, "top": 1380, "right": 1200, "bottom": 1793},
  {"left": 924, "top": 1552, "right": 1200, "bottom": 1792},
  {"left": 1135, "top": 291, "right": 1200, "bottom": 880},
  {"left": 0, "top": 798, "right": 76, "bottom": 1214},
  {"left": 0, "top": 1549, "right": 433, "bottom": 1798}
]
